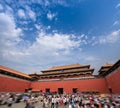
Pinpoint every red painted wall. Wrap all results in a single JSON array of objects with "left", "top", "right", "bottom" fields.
[
  {"left": 106, "top": 68, "right": 120, "bottom": 94},
  {"left": 0, "top": 75, "right": 31, "bottom": 92},
  {"left": 31, "top": 78, "right": 109, "bottom": 93},
  {"left": 1, "top": 68, "right": 120, "bottom": 94}
]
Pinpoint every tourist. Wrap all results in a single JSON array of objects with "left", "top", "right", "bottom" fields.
[
  {"left": 8, "top": 94, "right": 15, "bottom": 107},
  {"left": 44, "top": 97, "right": 49, "bottom": 108},
  {"left": 7, "top": 96, "right": 13, "bottom": 108},
  {"left": 74, "top": 101, "right": 80, "bottom": 108},
  {"left": 51, "top": 95, "right": 55, "bottom": 108},
  {"left": 25, "top": 101, "right": 35, "bottom": 108},
  {"left": 68, "top": 102, "right": 72, "bottom": 108},
  {"left": 55, "top": 96, "right": 59, "bottom": 108}
]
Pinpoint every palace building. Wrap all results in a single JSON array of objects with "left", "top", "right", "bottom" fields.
[
  {"left": 30, "top": 64, "right": 94, "bottom": 82},
  {"left": 0, "top": 59, "right": 120, "bottom": 94}
]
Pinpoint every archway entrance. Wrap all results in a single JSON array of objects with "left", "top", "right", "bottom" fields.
[
  {"left": 73, "top": 88, "right": 78, "bottom": 93},
  {"left": 58, "top": 88, "right": 63, "bottom": 94},
  {"left": 46, "top": 88, "right": 50, "bottom": 93}
]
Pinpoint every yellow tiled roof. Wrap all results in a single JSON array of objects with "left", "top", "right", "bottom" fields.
[
  {"left": 0, "top": 65, "right": 31, "bottom": 79},
  {"left": 42, "top": 64, "right": 90, "bottom": 72}
]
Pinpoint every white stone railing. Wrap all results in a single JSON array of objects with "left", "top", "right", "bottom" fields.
[
  {"left": 38, "top": 78, "right": 60, "bottom": 82},
  {"left": 38, "top": 76, "right": 95, "bottom": 82},
  {"left": 64, "top": 76, "right": 94, "bottom": 80}
]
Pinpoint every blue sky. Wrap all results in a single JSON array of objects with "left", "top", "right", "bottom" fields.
[{"left": 0, "top": 0, "right": 120, "bottom": 74}]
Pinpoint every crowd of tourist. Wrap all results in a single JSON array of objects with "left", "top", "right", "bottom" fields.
[{"left": 0, "top": 92, "right": 120, "bottom": 108}]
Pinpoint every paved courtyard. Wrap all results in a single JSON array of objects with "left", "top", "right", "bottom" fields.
[{"left": 0, "top": 102, "right": 68, "bottom": 108}]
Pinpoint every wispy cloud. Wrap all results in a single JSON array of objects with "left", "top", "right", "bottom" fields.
[
  {"left": 116, "top": 3, "right": 120, "bottom": 8},
  {"left": 0, "top": 0, "right": 120, "bottom": 74},
  {"left": 89, "top": 29, "right": 120, "bottom": 46},
  {"left": 52, "top": 0, "right": 69, "bottom": 7},
  {"left": 0, "top": 7, "right": 119, "bottom": 73},
  {"left": 36, "top": 32, "right": 81, "bottom": 51},
  {"left": 113, "top": 21, "right": 119, "bottom": 26},
  {"left": 25, "top": 6, "right": 36, "bottom": 21},
  {"left": 47, "top": 25, "right": 51, "bottom": 29},
  {"left": 84, "top": 56, "right": 99, "bottom": 62},
  {"left": 0, "top": 15, "right": 90, "bottom": 73},
  {"left": 99, "top": 29, "right": 120, "bottom": 44},
  {"left": 5, "top": 5, "right": 13, "bottom": 16},
  {"left": 0, "top": 12, "right": 85, "bottom": 73},
  {"left": 18, "top": 9, "right": 26, "bottom": 18},
  {"left": 0, "top": 4, "right": 3, "bottom": 10},
  {"left": 35, "top": 24, "right": 42, "bottom": 31},
  {"left": 47, "top": 12, "right": 57, "bottom": 20}
]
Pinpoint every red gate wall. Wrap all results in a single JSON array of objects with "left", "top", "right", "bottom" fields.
[
  {"left": 106, "top": 68, "right": 120, "bottom": 94},
  {"left": 0, "top": 68, "right": 120, "bottom": 93},
  {"left": 31, "top": 78, "right": 109, "bottom": 93},
  {"left": 0, "top": 75, "right": 31, "bottom": 92}
]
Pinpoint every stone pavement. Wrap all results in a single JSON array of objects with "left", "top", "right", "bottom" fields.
[{"left": 0, "top": 102, "right": 68, "bottom": 108}]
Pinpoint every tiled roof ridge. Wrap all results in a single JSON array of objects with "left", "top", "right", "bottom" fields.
[
  {"left": 104, "top": 63, "right": 113, "bottom": 66},
  {"left": 0, "top": 65, "right": 31, "bottom": 78},
  {"left": 50, "top": 63, "right": 81, "bottom": 69}
]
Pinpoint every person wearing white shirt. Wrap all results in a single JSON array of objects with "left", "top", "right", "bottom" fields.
[{"left": 68, "top": 102, "right": 72, "bottom": 108}]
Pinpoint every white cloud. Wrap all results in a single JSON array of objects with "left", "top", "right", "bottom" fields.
[
  {"left": 113, "top": 21, "right": 119, "bottom": 26},
  {"left": 88, "top": 30, "right": 120, "bottom": 46},
  {"left": 0, "top": 12, "right": 26, "bottom": 70},
  {"left": 99, "top": 29, "right": 120, "bottom": 44},
  {"left": 25, "top": 6, "right": 36, "bottom": 21},
  {"left": 52, "top": 30, "right": 58, "bottom": 33},
  {"left": 0, "top": 13, "right": 22, "bottom": 39},
  {"left": 0, "top": 12, "right": 23, "bottom": 66},
  {"left": 47, "top": 25, "right": 51, "bottom": 29},
  {"left": 0, "top": 1, "right": 119, "bottom": 74},
  {"left": 0, "top": 11, "right": 83, "bottom": 73},
  {"left": 36, "top": 32, "right": 80, "bottom": 50},
  {"left": 44, "top": 0, "right": 50, "bottom": 6},
  {"left": 5, "top": 5, "right": 13, "bottom": 16},
  {"left": 84, "top": 56, "right": 99, "bottom": 62},
  {"left": 52, "top": 0, "right": 69, "bottom": 7},
  {"left": 25, "top": 0, "right": 68, "bottom": 7},
  {"left": 35, "top": 24, "right": 41, "bottom": 30},
  {"left": 0, "top": 4, "right": 3, "bottom": 10},
  {"left": 27, "top": 7, "right": 36, "bottom": 21},
  {"left": 1, "top": 20, "right": 119, "bottom": 74},
  {"left": 20, "top": 31, "right": 83, "bottom": 72},
  {"left": 116, "top": 3, "right": 120, "bottom": 8},
  {"left": 26, "top": 32, "right": 82, "bottom": 61},
  {"left": 29, "top": 10, "right": 36, "bottom": 20},
  {"left": 47, "top": 12, "right": 57, "bottom": 20},
  {"left": 18, "top": 9, "right": 26, "bottom": 18}
]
